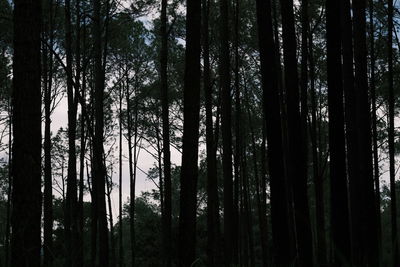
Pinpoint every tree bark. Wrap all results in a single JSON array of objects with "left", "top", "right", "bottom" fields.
[
  {"left": 326, "top": 0, "right": 352, "bottom": 264},
  {"left": 308, "top": 15, "right": 326, "bottom": 266},
  {"left": 255, "top": 0, "right": 293, "bottom": 265},
  {"left": 202, "top": 0, "right": 220, "bottom": 264},
  {"left": 279, "top": 0, "right": 313, "bottom": 265},
  {"left": 64, "top": 0, "right": 79, "bottom": 264},
  {"left": 11, "top": 0, "right": 42, "bottom": 265},
  {"left": 369, "top": 0, "right": 382, "bottom": 262},
  {"left": 177, "top": 0, "right": 201, "bottom": 264},
  {"left": 118, "top": 73, "right": 124, "bottom": 267},
  {"left": 93, "top": 0, "right": 109, "bottom": 264},
  {"left": 125, "top": 70, "right": 135, "bottom": 267},
  {"left": 352, "top": 0, "right": 379, "bottom": 265},
  {"left": 388, "top": 0, "right": 398, "bottom": 265},
  {"left": 43, "top": 0, "right": 54, "bottom": 264},
  {"left": 160, "top": 0, "right": 172, "bottom": 265},
  {"left": 219, "top": 0, "right": 235, "bottom": 262}
]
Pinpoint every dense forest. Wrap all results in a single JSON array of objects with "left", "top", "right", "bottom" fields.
[{"left": 1, "top": 0, "right": 400, "bottom": 266}]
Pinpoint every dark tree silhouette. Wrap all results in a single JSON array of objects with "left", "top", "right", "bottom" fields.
[
  {"left": 202, "top": 0, "right": 220, "bottom": 265},
  {"left": 352, "top": 0, "right": 379, "bottom": 265},
  {"left": 160, "top": 0, "right": 172, "bottom": 265},
  {"left": 255, "top": 0, "right": 293, "bottom": 265},
  {"left": 93, "top": 0, "right": 110, "bottom": 265},
  {"left": 326, "top": 0, "right": 351, "bottom": 264},
  {"left": 388, "top": 0, "right": 399, "bottom": 265},
  {"left": 11, "top": 0, "right": 42, "bottom": 265},
  {"left": 279, "top": 0, "right": 313, "bottom": 265},
  {"left": 177, "top": 0, "right": 201, "bottom": 264}
]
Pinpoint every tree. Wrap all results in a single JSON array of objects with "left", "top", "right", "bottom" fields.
[
  {"left": 177, "top": 0, "right": 201, "bottom": 264},
  {"left": 202, "top": 0, "right": 220, "bottom": 264},
  {"left": 352, "top": 0, "right": 379, "bottom": 265},
  {"left": 42, "top": 0, "right": 55, "bottom": 265},
  {"left": 219, "top": 0, "right": 235, "bottom": 262},
  {"left": 11, "top": 0, "right": 42, "bottom": 265},
  {"left": 64, "top": 0, "right": 79, "bottom": 264},
  {"left": 255, "top": 0, "right": 293, "bottom": 265},
  {"left": 160, "top": 0, "right": 172, "bottom": 265},
  {"left": 93, "top": 0, "right": 110, "bottom": 264},
  {"left": 388, "top": 0, "right": 398, "bottom": 265},
  {"left": 326, "top": 0, "right": 351, "bottom": 264},
  {"left": 279, "top": 0, "right": 313, "bottom": 265}
]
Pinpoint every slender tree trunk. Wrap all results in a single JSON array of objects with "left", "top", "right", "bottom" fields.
[
  {"left": 106, "top": 170, "right": 116, "bottom": 267},
  {"left": 160, "top": 0, "right": 172, "bottom": 265},
  {"left": 247, "top": 104, "right": 268, "bottom": 267},
  {"left": 11, "top": 0, "right": 42, "bottom": 265},
  {"left": 132, "top": 93, "right": 139, "bottom": 267},
  {"left": 219, "top": 0, "right": 235, "bottom": 262},
  {"left": 326, "top": 0, "right": 352, "bottom": 264},
  {"left": 202, "top": 0, "right": 220, "bottom": 264},
  {"left": 65, "top": 0, "right": 79, "bottom": 264},
  {"left": 177, "top": 0, "right": 201, "bottom": 263},
  {"left": 339, "top": 0, "right": 360, "bottom": 264},
  {"left": 352, "top": 0, "right": 379, "bottom": 265},
  {"left": 388, "top": 0, "right": 398, "bottom": 265},
  {"left": 118, "top": 74, "right": 124, "bottom": 267},
  {"left": 126, "top": 70, "right": 135, "bottom": 267},
  {"left": 309, "top": 21, "right": 326, "bottom": 265},
  {"left": 279, "top": 0, "right": 313, "bottom": 265},
  {"left": 300, "top": 0, "right": 309, "bottom": 216},
  {"left": 369, "top": 0, "right": 382, "bottom": 262},
  {"left": 255, "top": 0, "right": 293, "bottom": 265},
  {"left": 4, "top": 100, "right": 12, "bottom": 267},
  {"left": 90, "top": 66, "right": 98, "bottom": 267},
  {"left": 78, "top": 112, "right": 85, "bottom": 267},
  {"left": 93, "top": 0, "right": 109, "bottom": 264},
  {"left": 233, "top": 0, "right": 242, "bottom": 263},
  {"left": 74, "top": 3, "right": 84, "bottom": 266},
  {"left": 43, "top": 0, "right": 54, "bottom": 264}
]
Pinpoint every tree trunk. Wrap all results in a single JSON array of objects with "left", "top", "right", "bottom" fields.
[
  {"left": 352, "top": 0, "right": 379, "bottom": 265},
  {"left": 65, "top": 0, "right": 79, "bottom": 264},
  {"left": 255, "top": 0, "right": 293, "bottom": 265},
  {"left": 4, "top": 101, "right": 12, "bottom": 267},
  {"left": 11, "top": 0, "right": 42, "bottom": 265},
  {"left": 202, "top": 0, "right": 220, "bottom": 264},
  {"left": 160, "top": 0, "right": 172, "bottom": 265},
  {"left": 369, "top": 0, "right": 382, "bottom": 262},
  {"left": 177, "top": 0, "right": 201, "bottom": 263},
  {"left": 388, "top": 0, "right": 398, "bottom": 264},
  {"left": 300, "top": 0, "right": 309, "bottom": 217},
  {"left": 74, "top": 2, "right": 84, "bottom": 266},
  {"left": 326, "top": 0, "right": 352, "bottom": 264},
  {"left": 339, "top": 0, "right": 361, "bottom": 264},
  {"left": 118, "top": 73, "right": 124, "bottom": 267},
  {"left": 247, "top": 104, "right": 268, "bottom": 267},
  {"left": 219, "top": 0, "right": 235, "bottom": 262},
  {"left": 43, "top": 0, "right": 54, "bottom": 264},
  {"left": 93, "top": 0, "right": 109, "bottom": 264},
  {"left": 126, "top": 70, "right": 135, "bottom": 267},
  {"left": 279, "top": 0, "right": 313, "bottom": 265},
  {"left": 106, "top": 169, "right": 116, "bottom": 267}
]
